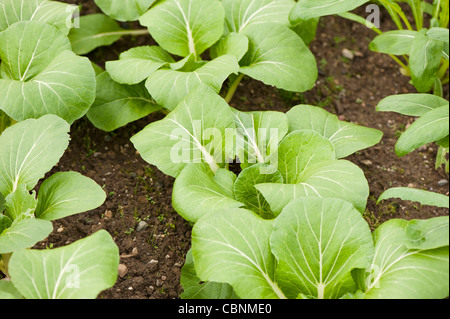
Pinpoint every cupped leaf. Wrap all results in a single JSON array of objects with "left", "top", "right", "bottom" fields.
[
  {"left": 87, "top": 71, "right": 161, "bottom": 132},
  {"left": 274, "top": 130, "right": 335, "bottom": 184},
  {"left": 192, "top": 208, "right": 286, "bottom": 299},
  {"left": 146, "top": 55, "right": 239, "bottom": 111},
  {"left": 409, "top": 30, "right": 444, "bottom": 93},
  {"left": 378, "top": 187, "right": 449, "bottom": 208},
  {"left": 0, "top": 115, "right": 70, "bottom": 196},
  {"left": 240, "top": 23, "right": 317, "bottom": 92},
  {"left": 8, "top": 230, "right": 119, "bottom": 299},
  {"left": 271, "top": 197, "right": 373, "bottom": 299},
  {"left": 356, "top": 218, "right": 449, "bottom": 299},
  {"left": 234, "top": 164, "right": 283, "bottom": 218},
  {"left": 222, "top": 0, "right": 295, "bottom": 33},
  {"left": 287, "top": 105, "right": 382, "bottom": 158},
  {"left": 0, "top": 0, "right": 77, "bottom": 34},
  {"left": 180, "top": 249, "right": 239, "bottom": 299},
  {"left": 232, "top": 108, "right": 289, "bottom": 168},
  {"left": 172, "top": 164, "right": 244, "bottom": 223},
  {"left": 0, "top": 21, "right": 96, "bottom": 123},
  {"left": 35, "top": 171, "right": 106, "bottom": 221},
  {"left": 395, "top": 105, "right": 449, "bottom": 157},
  {"left": 105, "top": 46, "right": 175, "bottom": 85},
  {"left": 94, "top": 0, "right": 156, "bottom": 21},
  {"left": 369, "top": 30, "right": 418, "bottom": 56},
  {"left": 0, "top": 218, "right": 53, "bottom": 254},
  {"left": 257, "top": 160, "right": 370, "bottom": 214},
  {"left": 139, "top": 0, "right": 224, "bottom": 58},
  {"left": 131, "top": 85, "right": 236, "bottom": 177},
  {"left": 289, "top": 0, "right": 370, "bottom": 25},
  {"left": 68, "top": 14, "right": 126, "bottom": 55},
  {"left": 376, "top": 93, "right": 449, "bottom": 117}
]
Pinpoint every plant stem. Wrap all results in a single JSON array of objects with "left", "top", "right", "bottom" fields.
[
  {"left": 225, "top": 74, "right": 245, "bottom": 104},
  {"left": 438, "top": 59, "right": 449, "bottom": 80},
  {"left": 93, "top": 29, "right": 148, "bottom": 38},
  {"left": 379, "top": 0, "right": 414, "bottom": 31}
]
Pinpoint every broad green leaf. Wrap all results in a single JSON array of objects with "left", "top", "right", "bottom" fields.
[
  {"left": 68, "top": 14, "right": 126, "bottom": 55},
  {"left": 192, "top": 208, "right": 286, "bottom": 299},
  {"left": 409, "top": 30, "right": 444, "bottom": 93},
  {"left": 94, "top": 0, "right": 156, "bottom": 21},
  {"left": 0, "top": 115, "right": 70, "bottom": 196},
  {"left": 210, "top": 32, "right": 249, "bottom": 61},
  {"left": 131, "top": 85, "right": 236, "bottom": 177},
  {"left": 0, "top": 214, "right": 12, "bottom": 234},
  {"left": 139, "top": 0, "right": 224, "bottom": 58},
  {"left": 287, "top": 105, "right": 382, "bottom": 158},
  {"left": 35, "top": 172, "right": 106, "bottom": 221},
  {"left": 233, "top": 164, "right": 283, "bottom": 218},
  {"left": 240, "top": 23, "right": 317, "bottom": 93},
  {"left": 4, "top": 184, "right": 37, "bottom": 221},
  {"left": 0, "top": 0, "right": 77, "bottom": 34},
  {"left": 87, "top": 72, "right": 161, "bottom": 132},
  {"left": 8, "top": 230, "right": 119, "bottom": 299},
  {"left": 290, "top": 17, "right": 319, "bottom": 46},
  {"left": 146, "top": 55, "right": 239, "bottom": 111},
  {"left": 378, "top": 187, "right": 449, "bottom": 208},
  {"left": 357, "top": 219, "right": 449, "bottom": 299},
  {"left": 222, "top": 0, "right": 295, "bottom": 33},
  {"left": 180, "top": 249, "right": 239, "bottom": 299},
  {"left": 271, "top": 197, "right": 373, "bottom": 299},
  {"left": 0, "top": 218, "right": 53, "bottom": 254},
  {"left": 274, "top": 130, "right": 335, "bottom": 184},
  {"left": 376, "top": 93, "right": 449, "bottom": 117},
  {"left": 172, "top": 164, "right": 244, "bottom": 223},
  {"left": 395, "top": 105, "right": 449, "bottom": 156},
  {"left": 0, "top": 281, "right": 24, "bottom": 299},
  {"left": 232, "top": 108, "right": 289, "bottom": 168},
  {"left": 369, "top": 30, "right": 418, "bottom": 55},
  {"left": 405, "top": 216, "right": 449, "bottom": 250},
  {"left": 290, "top": 0, "right": 370, "bottom": 25},
  {"left": 427, "top": 27, "right": 449, "bottom": 60},
  {"left": 0, "top": 21, "right": 96, "bottom": 124},
  {"left": 257, "top": 160, "right": 370, "bottom": 214},
  {"left": 106, "top": 46, "right": 175, "bottom": 85}
]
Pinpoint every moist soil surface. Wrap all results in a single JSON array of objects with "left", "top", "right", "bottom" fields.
[{"left": 37, "top": 1, "right": 450, "bottom": 299}]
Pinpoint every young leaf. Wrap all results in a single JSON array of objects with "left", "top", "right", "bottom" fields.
[
  {"left": 289, "top": 0, "right": 370, "bottom": 25},
  {"left": 376, "top": 93, "right": 449, "bottom": 117},
  {"left": 287, "top": 105, "right": 383, "bottom": 158},
  {"left": 239, "top": 23, "right": 318, "bottom": 93},
  {"left": 233, "top": 164, "right": 283, "bottom": 218},
  {"left": 222, "top": 0, "right": 295, "bottom": 33},
  {"left": 8, "top": 230, "right": 119, "bottom": 299},
  {"left": 395, "top": 105, "right": 449, "bottom": 157},
  {"left": 210, "top": 32, "right": 249, "bottom": 61},
  {"left": 105, "top": 46, "right": 175, "bottom": 85},
  {"left": 0, "top": 115, "right": 70, "bottom": 196},
  {"left": 86, "top": 71, "right": 161, "bottom": 132},
  {"left": 378, "top": 187, "right": 449, "bottom": 208},
  {"left": 356, "top": 218, "right": 449, "bottom": 299},
  {"left": 427, "top": 27, "right": 449, "bottom": 60},
  {"left": 192, "top": 208, "right": 286, "bottom": 299},
  {"left": 0, "top": 218, "right": 53, "bottom": 254},
  {"left": 131, "top": 85, "right": 236, "bottom": 177},
  {"left": 4, "top": 184, "right": 37, "bottom": 221},
  {"left": 409, "top": 30, "right": 444, "bottom": 93},
  {"left": 0, "top": 0, "right": 77, "bottom": 35},
  {"left": 35, "top": 171, "right": 106, "bottom": 221},
  {"left": 180, "top": 249, "right": 239, "bottom": 299},
  {"left": 271, "top": 197, "right": 373, "bottom": 299},
  {"left": 94, "top": 0, "right": 156, "bottom": 21},
  {"left": 0, "top": 21, "right": 96, "bottom": 124},
  {"left": 68, "top": 14, "right": 126, "bottom": 55},
  {"left": 256, "top": 160, "right": 370, "bottom": 214},
  {"left": 145, "top": 55, "right": 239, "bottom": 111},
  {"left": 139, "top": 0, "right": 224, "bottom": 59},
  {"left": 369, "top": 30, "right": 418, "bottom": 56},
  {"left": 172, "top": 164, "right": 244, "bottom": 223}
]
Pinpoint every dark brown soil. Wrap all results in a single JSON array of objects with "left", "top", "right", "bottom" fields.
[{"left": 37, "top": 1, "right": 449, "bottom": 299}]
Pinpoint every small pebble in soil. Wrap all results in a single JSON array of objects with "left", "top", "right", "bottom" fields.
[
  {"left": 57, "top": 227, "right": 64, "bottom": 233},
  {"left": 438, "top": 179, "right": 449, "bottom": 187},
  {"left": 342, "top": 48, "right": 354, "bottom": 60},
  {"left": 118, "top": 264, "right": 128, "bottom": 278},
  {"left": 136, "top": 220, "right": 149, "bottom": 232},
  {"left": 148, "top": 259, "right": 159, "bottom": 273}
]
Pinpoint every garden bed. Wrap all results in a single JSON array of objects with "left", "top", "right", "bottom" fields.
[{"left": 34, "top": 0, "right": 450, "bottom": 299}]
